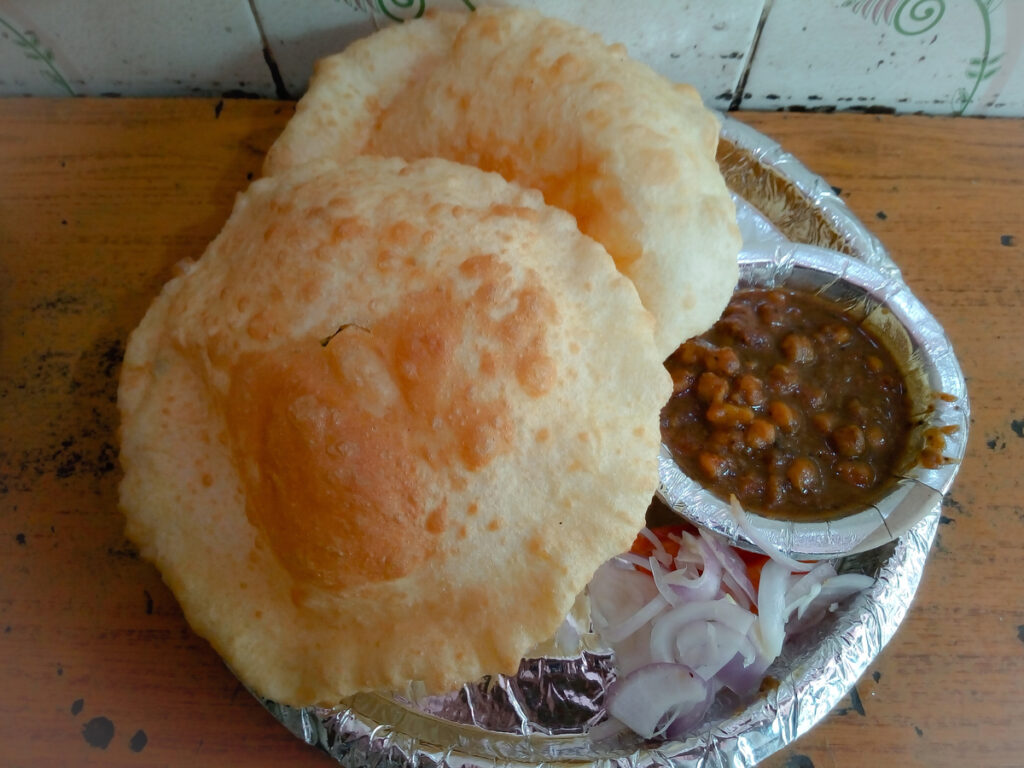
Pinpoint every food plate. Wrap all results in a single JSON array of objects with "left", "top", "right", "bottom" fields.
[{"left": 256, "top": 115, "right": 962, "bottom": 767}]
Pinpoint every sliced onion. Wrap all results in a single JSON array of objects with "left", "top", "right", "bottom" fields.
[
  {"left": 715, "top": 646, "right": 773, "bottom": 697},
  {"left": 649, "top": 598, "right": 756, "bottom": 664},
  {"left": 638, "top": 526, "right": 673, "bottom": 567},
  {"left": 699, "top": 529, "right": 757, "bottom": 608},
  {"left": 784, "top": 562, "right": 836, "bottom": 621},
  {"left": 753, "top": 559, "right": 789, "bottom": 659},
  {"left": 673, "top": 621, "right": 757, "bottom": 681},
  {"left": 728, "top": 495, "right": 811, "bottom": 572},
  {"left": 601, "top": 592, "right": 668, "bottom": 644},
  {"left": 591, "top": 521, "right": 876, "bottom": 742},
  {"left": 614, "top": 552, "right": 655, "bottom": 572},
  {"left": 588, "top": 561, "right": 659, "bottom": 630},
  {"left": 606, "top": 663, "right": 709, "bottom": 739},
  {"left": 650, "top": 547, "right": 723, "bottom": 606},
  {"left": 785, "top": 572, "right": 875, "bottom": 635}
]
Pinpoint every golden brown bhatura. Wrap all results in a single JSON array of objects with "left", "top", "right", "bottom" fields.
[
  {"left": 118, "top": 157, "right": 671, "bottom": 707},
  {"left": 264, "top": 8, "right": 741, "bottom": 358}
]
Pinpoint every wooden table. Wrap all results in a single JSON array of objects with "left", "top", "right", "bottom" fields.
[{"left": 1, "top": 100, "right": 1021, "bottom": 768}]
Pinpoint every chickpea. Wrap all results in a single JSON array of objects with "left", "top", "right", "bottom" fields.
[
  {"left": 706, "top": 402, "right": 755, "bottom": 427},
  {"left": 813, "top": 412, "right": 839, "bottom": 434},
  {"left": 781, "top": 333, "right": 816, "bottom": 364},
  {"left": 733, "top": 374, "right": 765, "bottom": 406},
  {"left": 865, "top": 424, "right": 887, "bottom": 450},
  {"left": 769, "top": 363, "right": 799, "bottom": 394},
  {"left": 696, "top": 371, "right": 729, "bottom": 404},
  {"left": 801, "top": 385, "right": 826, "bottom": 410},
  {"left": 866, "top": 355, "right": 884, "bottom": 373},
  {"left": 698, "top": 451, "right": 731, "bottom": 480},
  {"left": 836, "top": 460, "right": 875, "bottom": 488},
  {"left": 818, "top": 323, "right": 852, "bottom": 346},
  {"left": 745, "top": 418, "right": 776, "bottom": 450},
  {"left": 671, "top": 367, "right": 695, "bottom": 395},
  {"left": 704, "top": 346, "right": 740, "bottom": 376},
  {"left": 768, "top": 400, "right": 799, "bottom": 433},
  {"left": 846, "top": 397, "right": 868, "bottom": 421},
  {"left": 833, "top": 424, "right": 866, "bottom": 457},
  {"left": 707, "top": 428, "right": 735, "bottom": 451},
  {"left": 676, "top": 341, "right": 703, "bottom": 365},
  {"left": 787, "top": 457, "right": 821, "bottom": 494},
  {"left": 757, "top": 302, "right": 785, "bottom": 327}
]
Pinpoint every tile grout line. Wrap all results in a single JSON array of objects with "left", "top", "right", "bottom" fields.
[
  {"left": 245, "top": 0, "right": 290, "bottom": 100},
  {"left": 729, "top": 0, "right": 774, "bottom": 112}
]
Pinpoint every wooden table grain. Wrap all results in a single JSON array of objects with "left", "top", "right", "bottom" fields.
[{"left": 1, "top": 100, "right": 1021, "bottom": 768}]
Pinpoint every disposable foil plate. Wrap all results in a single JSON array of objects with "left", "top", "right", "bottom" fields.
[{"left": 259, "top": 115, "right": 962, "bottom": 767}]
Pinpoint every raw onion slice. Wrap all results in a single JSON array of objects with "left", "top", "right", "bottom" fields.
[
  {"left": 753, "top": 559, "right": 789, "bottom": 659},
  {"left": 673, "top": 620, "right": 757, "bottom": 681},
  {"left": 606, "top": 663, "right": 709, "bottom": 739},
  {"left": 638, "top": 527, "right": 673, "bottom": 567},
  {"left": 784, "top": 562, "right": 836, "bottom": 621},
  {"left": 698, "top": 529, "right": 757, "bottom": 607},
  {"left": 728, "top": 495, "right": 811, "bottom": 572},
  {"left": 649, "top": 547, "right": 723, "bottom": 606},
  {"left": 600, "top": 592, "right": 667, "bottom": 644},
  {"left": 649, "top": 598, "right": 756, "bottom": 664},
  {"left": 786, "top": 572, "right": 876, "bottom": 635}
]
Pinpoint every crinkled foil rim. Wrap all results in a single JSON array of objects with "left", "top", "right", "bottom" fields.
[{"left": 258, "top": 115, "right": 951, "bottom": 766}]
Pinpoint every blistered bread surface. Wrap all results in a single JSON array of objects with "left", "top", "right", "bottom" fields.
[
  {"left": 118, "top": 156, "right": 670, "bottom": 707},
  {"left": 264, "top": 8, "right": 740, "bottom": 357}
]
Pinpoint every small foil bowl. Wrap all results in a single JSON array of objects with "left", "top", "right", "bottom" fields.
[{"left": 658, "top": 243, "right": 969, "bottom": 560}]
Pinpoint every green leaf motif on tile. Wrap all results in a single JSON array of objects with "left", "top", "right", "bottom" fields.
[
  {"left": 893, "top": 0, "right": 945, "bottom": 36},
  {"left": 374, "top": 0, "right": 475, "bottom": 22},
  {"left": 0, "top": 16, "right": 74, "bottom": 95},
  {"left": 377, "top": 0, "right": 426, "bottom": 22},
  {"left": 841, "top": 0, "right": 945, "bottom": 35},
  {"left": 842, "top": 0, "right": 1003, "bottom": 116},
  {"left": 952, "top": 0, "right": 1000, "bottom": 115}
]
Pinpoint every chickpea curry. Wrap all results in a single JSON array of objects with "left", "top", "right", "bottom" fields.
[{"left": 662, "top": 288, "right": 912, "bottom": 521}]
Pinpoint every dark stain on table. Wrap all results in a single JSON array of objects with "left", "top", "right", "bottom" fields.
[
  {"left": 836, "top": 686, "right": 866, "bottom": 716},
  {"left": 782, "top": 755, "right": 815, "bottom": 768},
  {"left": 942, "top": 495, "right": 970, "bottom": 518},
  {"left": 872, "top": 670, "right": 882, "bottom": 683},
  {"left": 82, "top": 716, "right": 115, "bottom": 749},
  {"left": 1011, "top": 419, "right": 1024, "bottom": 438},
  {"left": 876, "top": 210, "right": 888, "bottom": 220},
  {"left": 214, "top": 99, "right": 224, "bottom": 119},
  {"left": 1001, "top": 235, "right": 1015, "bottom": 246},
  {"left": 71, "top": 698, "right": 84, "bottom": 716},
  {"left": 1017, "top": 625, "right": 1024, "bottom": 644},
  {"left": 15, "top": 533, "right": 26, "bottom": 545},
  {"left": 986, "top": 435, "right": 1007, "bottom": 451},
  {"left": 915, "top": 725, "right": 924, "bottom": 737},
  {"left": 144, "top": 589, "right": 153, "bottom": 615},
  {"left": 129, "top": 729, "right": 148, "bottom": 753}
]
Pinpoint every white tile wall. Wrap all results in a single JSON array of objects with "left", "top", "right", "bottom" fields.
[
  {"left": 0, "top": 0, "right": 1021, "bottom": 116},
  {"left": 0, "top": 0, "right": 275, "bottom": 97},
  {"left": 252, "top": 0, "right": 766, "bottom": 108},
  {"left": 743, "top": 0, "right": 1024, "bottom": 116},
  {"left": 250, "top": 0, "right": 376, "bottom": 99}
]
